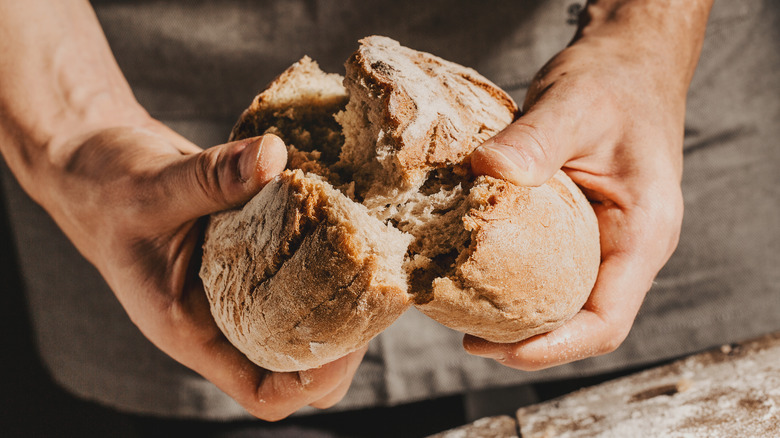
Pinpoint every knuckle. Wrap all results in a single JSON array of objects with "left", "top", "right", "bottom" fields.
[
  {"left": 193, "top": 148, "right": 228, "bottom": 207},
  {"left": 598, "top": 334, "right": 625, "bottom": 356},
  {"left": 657, "top": 182, "right": 684, "bottom": 222},
  {"left": 665, "top": 190, "right": 685, "bottom": 253},
  {"left": 640, "top": 184, "right": 684, "bottom": 260},
  {"left": 596, "top": 320, "right": 632, "bottom": 356},
  {"left": 512, "top": 121, "right": 553, "bottom": 166}
]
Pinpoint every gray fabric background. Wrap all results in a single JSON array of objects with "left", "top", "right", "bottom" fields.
[{"left": 0, "top": 0, "right": 777, "bottom": 420}]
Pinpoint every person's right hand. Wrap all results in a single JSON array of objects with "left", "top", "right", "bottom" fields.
[
  {"left": 463, "top": 0, "right": 713, "bottom": 370},
  {"left": 42, "top": 123, "right": 365, "bottom": 421}
]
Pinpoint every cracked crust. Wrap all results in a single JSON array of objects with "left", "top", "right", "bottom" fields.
[
  {"left": 415, "top": 173, "right": 600, "bottom": 343},
  {"left": 351, "top": 36, "right": 517, "bottom": 177},
  {"left": 200, "top": 170, "right": 410, "bottom": 371},
  {"left": 338, "top": 36, "right": 519, "bottom": 198},
  {"left": 230, "top": 56, "right": 348, "bottom": 183}
]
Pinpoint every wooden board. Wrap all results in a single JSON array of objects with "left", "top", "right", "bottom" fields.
[
  {"left": 427, "top": 415, "right": 519, "bottom": 438},
  {"left": 516, "top": 333, "right": 780, "bottom": 437}
]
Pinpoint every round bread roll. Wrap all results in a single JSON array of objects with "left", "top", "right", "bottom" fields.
[{"left": 200, "top": 36, "right": 599, "bottom": 371}]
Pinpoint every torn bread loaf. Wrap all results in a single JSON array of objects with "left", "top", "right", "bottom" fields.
[{"left": 200, "top": 36, "right": 600, "bottom": 372}]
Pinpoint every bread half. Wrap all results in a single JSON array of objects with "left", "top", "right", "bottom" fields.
[
  {"left": 417, "top": 173, "right": 600, "bottom": 343},
  {"left": 201, "top": 170, "right": 411, "bottom": 371}
]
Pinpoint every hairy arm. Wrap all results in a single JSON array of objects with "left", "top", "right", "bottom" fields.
[{"left": 467, "top": 0, "right": 714, "bottom": 369}]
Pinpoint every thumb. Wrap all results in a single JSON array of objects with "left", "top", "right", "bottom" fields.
[
  {"left": 160, "top": 134, "right": 287, "bottom": 223},
  {"left": 470, "top": 110, "right": 573, "bottom": 187}
]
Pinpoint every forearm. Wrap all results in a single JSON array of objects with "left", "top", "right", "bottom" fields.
[
  {"left": 0, "top": 0, "right": 149, "bottom": 201},
  {"left": 574, "top": 0, "right": 714, "bottom": 96},
  {"left": 516, "top": 0, "right": 714, "bottom": 183}
]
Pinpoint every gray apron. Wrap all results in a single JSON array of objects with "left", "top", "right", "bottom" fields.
[{"left": 1, "top": 0, "right": 777, "bottom": 419}]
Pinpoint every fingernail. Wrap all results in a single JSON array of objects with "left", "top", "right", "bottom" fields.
[
  {"left": 296, "top": 369, "right": 315, "bottom": 387},
  {"left": 475, "top": 351, "right": 506, "bottom": 362},
  {"left": 238, "top": 135, "right": 287, "bottom": 184},
  {"left": 476, "top": 143, "right": 532, "bottom": 186},
  {"left": 238, "top": 137, "right": 263, "bottom": 183},
  {"left": 255, "top": 135, "right": 287, "bottom": 182},
  {"left": 465, "top": 339, "right": 506, "bottom": 362}
]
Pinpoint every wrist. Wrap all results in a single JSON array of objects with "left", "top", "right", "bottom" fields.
[
  {"left": 8, "top": 99, "right": 152, "bottom": 208},
  {"left": 574, "top": 0, "right": 714, "bottom": 95},
  {"left": 0, "top": 0, "right": 151, "bottom": 202}
]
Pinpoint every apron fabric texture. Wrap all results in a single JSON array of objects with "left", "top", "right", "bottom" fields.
[{"left": 0, "top": 0, "right": 777, "bottom": 419}]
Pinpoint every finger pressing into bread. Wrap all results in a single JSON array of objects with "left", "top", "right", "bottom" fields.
[
  {"left": 200, "top": 36, "right": 600, "bottom": 372},
  {"left": 253, "top": 349, "right": 366, "bottom": 421},
  {"left": 236, "top": 134, "right": 288, "bottom": 187},
  {"left": 461, "top": 230, "right": 655, "bottom": 371},
  {"left": 308, "top": 346, "right": 368, "bottom": 410},
  {"left": 157, "top": 134, "right": 288, "bottom": 223},
  {"left": 173, "top": 315, "right": 351, "bottom": 422},
  {"left": 471, "top": 121, "right": 560, "bottom": 187}
]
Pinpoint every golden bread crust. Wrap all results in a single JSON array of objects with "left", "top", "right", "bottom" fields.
[
  {"left": 416, "top": 172, "right": 600, "bottom": 343},
  {"left": 200, "top": 170, "right": 410, "bottom": 371},
  {"left": 346, "top": 36, "right": 519, "bottom": 187}
]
